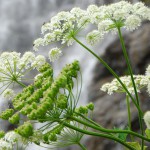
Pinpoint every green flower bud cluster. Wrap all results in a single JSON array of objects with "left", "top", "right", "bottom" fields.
[
  {"left": 0, "top": 109, "right": 14, "bottom": 120},
  {"left": 15, "top": 122, "right": 33, "bottom": 138},
  {"left": 43, "top": 125, "right": 63, "bottom": 144},
  {"left": 86, "top": 102, "right": 94, "bottom": 111},
  {"left": 12, "top": 61, "right": 79, "bottom": 121},
  {"left": 56, "top": 94, "right": 68, "bottom": 109},
  {"left": 27, "top": 61, "right": 80, "bottom": 120},
  {"left": 60, "top": 60, "right": 80, "bottom": 89},
  {"left": 12, "top": 85, "right": 35, "bottom": 110},
  {"left": 0, "top": 61, "right": 80, "bottom": 131},
  {"left": 0, "top": 131, "right": 5, "bottom": 139},
  {"left": 76, "top": 103, "right": 94, "bottom": 114},
  {"left": 9, "top": 112, "right": 20, "bottom": 124}
]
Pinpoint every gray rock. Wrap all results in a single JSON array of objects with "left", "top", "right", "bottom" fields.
[{"left": 87, "top": 22, "right": 150, "bottom": 150}]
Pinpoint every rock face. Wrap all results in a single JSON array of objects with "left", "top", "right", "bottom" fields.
[{"left": 87, "top": 22, "right": 150, "bottom": 150}]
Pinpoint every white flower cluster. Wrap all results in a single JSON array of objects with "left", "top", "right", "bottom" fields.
[
  {"left": 0, "top": 131, "right": 24, "bottom": 150},
  {"left": 144, "top": 111, "right": 150, "bottom": 129},
  {"left": 49, "top": 47, "right": 62, "bottom": 62},
  {"left": 2, "top": 89, "right": 15, "bottom": 100},
  {"left": 4, "top": 131, "right": 21, "bottom": 144},
  {"left": 33, "top": 1, "right": 150, "bottom": 57},
  {"left": 101, "top": 75, "right": 150, "bottom": 95},
  {"left": 145, "top": 64, "right": 150, "bottom": 95},
  {"left": 0, "top": 139, "right": 12, "bottom": 150},
  {"left": 0, "top": 51, "right": 46, "bottom": 97}
]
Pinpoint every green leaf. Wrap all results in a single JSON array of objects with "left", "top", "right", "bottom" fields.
[
  {"left": 126, "top": 142, "right": 147, "bottom": 150},
  {"left": 145, "top": 128, "right": 150, "bottom": 139},
  {"left": 113, "top": 127, "right": 128, "bottom": 141}
]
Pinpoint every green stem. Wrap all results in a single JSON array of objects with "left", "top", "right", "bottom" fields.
[
  {"left": 62, "top": 121, "right": 136, "bottom": 150},
  {"left": 70, "top": 116, "right": 150, "bottom": 142},
  {"left": 78, "top": 142, "right": 87, "bottom": 150},
  {"left": 76, "top": 112, "right": 103, "bottom": 128},
  {"left": 117, "top": 27, "right": 144, "bottom": 149},
  {"left": 126, "top": 95, "right": 134, "bottom": 141},
  {"left": 72, "top": 36, "right": 143, "bottom": 115},
  {"left": 15, "top": 80, "right": 26, "bottom": 87}
]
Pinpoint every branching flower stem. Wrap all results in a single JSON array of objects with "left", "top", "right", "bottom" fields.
[
  {"left": 15, "top": 80, "right": 26, "bottom": 87},
  {"left": 70, "top": 116, "right": 150, "bottom": 142},
  {"left": 62, "top": 121, "right": 136, "bottom": 150},
  {"left": 78, "top": 142, "right": 87, "bottom": 150},
  {"left": 72, "top": 36, "right": 143, "bottom": 115},
  {"left": 126, "top": 95, "right": 134, "bottom": 141},
  {"left": 117, "top": 27, "right": 144, "bottom": 150}
]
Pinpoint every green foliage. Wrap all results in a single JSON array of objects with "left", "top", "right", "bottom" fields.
[
  {"left": 145, "top": 129, "right": 150, "bottom": 139},
  {"left": 114, "top": 127, "right": 128, "bottom": 141},
  {"left": 126, "top": 142, "right": 147, "bottom": 150},
  {"left": 0, "top": 131, "right": 5, "bottom": 139}
]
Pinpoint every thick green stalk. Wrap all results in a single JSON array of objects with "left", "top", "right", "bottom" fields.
[
  {"left": 126, "top": 95, "right": 134, "bottom": 141},
  {"left": 117, "top": 28, "right": 144, "bottom": 150},
  {"left": 78, "top": 142, "right": 87, "bottom": 150},
  {"left": 72, "top": 36, "right": 143, "bottom": 115},
  {"left": 62, "top": 121, "right": 136, "bottom": 150},
  {"left": 70, "top": 116, "right": 150, "bottom": 142}
]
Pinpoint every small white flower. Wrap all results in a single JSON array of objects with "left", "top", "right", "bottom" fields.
[
  {"left": 41, "top": 22, "right": 51, "bottom": 34},
  {"left": 4, "top": 131, "right": 21, "bottom": 144},
  {"left": 98, "top": 20, "right": 114, "bottom": 34},
  {"left": 2, "top": 89, "right": 15, "bottom": 100},
  {"left": 44, "top": 33, "right": 56, "bottom": 44},
  {"left": 87, "top": 5, "right": 100, "bottom": 15},
  {"left": 86, "top": 30, "right": 103, "bottom": 45},
  {"left": 0, "top": 139, "right": 12, "bottom": 150},
  {"left": 49, "top": 47, "right": 62, "bottom": 62},
  {"left": 144, "top": 111, "right": 150, "bottom": 129},
  {"left": 33, "top": 38, "right": 45, "bottom": 51},
  {"left": 70, "top": 7, "right": 86, "bottom": 18},
  {"left": 124, "top": 15, "right": 141, "bottom": 31},
  {"left": 136, "top": 7, "right": 150, "bottom": 20},
  {"left": 101, "top": 75, "right": 150, "bottom": 95},
  {"left": 77, "top": 15, "right": 90, "bottom": 28},
  {"left": 147, "top": 82, "right": 150, "bottom": 96},
  {"left": 19, "top": 52, "right": 35, "bottom": 69},
  {"left": 31, "top": 55, "right": 46, "bottom": 69},
  {"left": 133, "top": 2, "right": 145, "bottom": 11},
  {"left": 113, "top": 9, "right": 129, "bottom": 20},
  {"left": 146, "top": 65, "right": 150, "bottom": 76}
]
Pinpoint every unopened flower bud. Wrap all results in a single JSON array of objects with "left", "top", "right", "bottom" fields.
[
  {"left": 39, "top": 63, "right": 53, "bottom": 73},
  {"left": 9, "top": 113, "right": 20, "bottom": 124},
  {"left": 0, "top": 109, "right": 14, "bottom": 120},
  {"left": 16, "top": 122, "right": 33, "bottom": 138},
  {"left": 78, "top": 106, "right": 88, "bottom": 114},
  {"left": 87, "top": 102, "right": 94, "bottom": 111}
]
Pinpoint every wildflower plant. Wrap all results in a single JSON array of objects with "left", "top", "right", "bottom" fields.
[{"left": 1, "top": 1, "right": 150, "bottom": 150}]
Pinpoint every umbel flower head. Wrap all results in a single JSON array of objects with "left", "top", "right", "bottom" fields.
[
  {"left": 0, "top": 139, "right": 12, "bottom": 150},
  {"left": 49, "top": 47, "right": 62, "bottom": 62},
  {"left": 0, "top": 51, "right": 46, "bottom": 96},
  {"left": 33, "top": 1, "right": 150, "bottom": 53},
  {"left": 0, "top": 61, "right": 82, "bottom": 143},
  {"left": 101, "top": 75, "right": 150, "bottom": 95}
]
